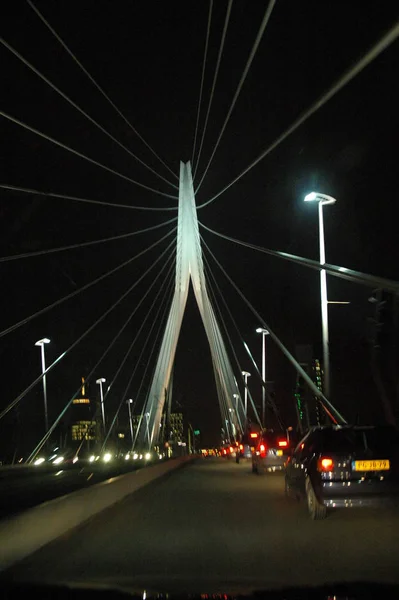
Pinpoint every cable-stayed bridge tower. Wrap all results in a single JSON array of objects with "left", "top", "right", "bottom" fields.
[{"left": 138, "top": 162, "right": 244, "bottom": 448}]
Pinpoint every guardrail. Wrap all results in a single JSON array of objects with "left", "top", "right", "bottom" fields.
[{"left": 0, "top": 455, "right": 195, "bottom": 571}]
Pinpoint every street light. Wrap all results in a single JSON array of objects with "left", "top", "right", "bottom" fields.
[
  {"left": 127, "top": 399, "right": 134, "bottom": 445},
  {"left": 35, "top": 338, "right": 50, "bottom": 434},
  {"left": 233, "top": 393, "right": 239, "bottom": 413},
  {"left": 256, "top": 328, "right": 270, "bottom": 427},
  {"left": 304, "top": 191, "right": 337, "bottom": 398},
  {"left": 242, "top": 371, "right": 251, "bottom": 425},
  {"left": 96, "top": 378, "right": 106, "bottom": 431}
]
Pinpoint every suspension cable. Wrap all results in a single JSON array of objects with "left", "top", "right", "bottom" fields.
[
  {"left": 1, "top": 37, "right": 178, "bottom": 190},
  {"left": 204, "top": 251, "right": 283, "bottom": 429},
  {"left": 0, "top": 217, "right": 177, "bottom": 263},
  {"left": 27, "top": 0, "right": 178, "bottom": 181},
  {"left": 132, "top": 278, "right": 175, "bottom": 451},
  {"left": 0, "top": 237, "right": 176, "bottom": 425},
  {"left": 191, "top": 0, "right": 214, "bottom": 166},
  {"left": 193, "top": 0, "right": 234, "bottom": 179},
  {"left": 0, "top": 227, "right": 176, "bottom": 339},
  {"left": 0, "top": 184, "right": 178, "bottom": 212},
  {"left": 195, "top": 0, "right": 276, "bottom": 193},
  {"left": 197, "top": 20, "right": 399, "bottom": 208},
  {"left": 0, "top": 111, "right": 177, "bottom": 200},
  {"left": 203, "top": 252, "right": 262, "bottom": 429},
  {"left": 201, "top": 235, "right": 347, "bottom": 425},
  {"left": 24, "top": 252, "right": 176, "bottom": 463},
  {"left": 199, "top": 222, "right": 399, "bottom": 294},
  {"left": 101, "top": 265, "right": 175, "bottom": 452}
]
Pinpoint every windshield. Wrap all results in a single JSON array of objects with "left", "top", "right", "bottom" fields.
[{"left": 1, "top": 0, "right": 398, "bottom": 595}]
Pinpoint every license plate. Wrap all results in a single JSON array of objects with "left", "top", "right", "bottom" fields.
[
  {"left": 353, "top": 459, "right": 390, "bottom": 471},
  {"left": 276, "top": 450, "right": 283, "bottom": 456}
]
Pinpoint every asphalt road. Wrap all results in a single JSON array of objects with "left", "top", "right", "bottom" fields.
[{"left": 3, "top": 458, "right": 399, "bottom": 593}]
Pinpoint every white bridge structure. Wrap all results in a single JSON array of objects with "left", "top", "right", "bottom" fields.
[{"left": 137, "top": 162, "right": 245, "bottom": 448}]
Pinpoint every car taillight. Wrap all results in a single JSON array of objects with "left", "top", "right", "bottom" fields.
[
  {"left": 239, "top": 444, "right": 243, "bottom": 450},
  {"left": 259, "top": 444, "right": 267, "bottom": 457},
  {"left": 317, "top": 457, "right": 334, "bottom": 472},
  {"left": 278, "top": 440, "right": 288, "bottom": 447},
  {"left": 229, "top": 446, "right": 234, "bottom": 453},
  {"left": 250, "top": 433, "right": 258, "bottom": 439}
]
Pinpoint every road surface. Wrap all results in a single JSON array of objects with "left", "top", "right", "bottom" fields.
[{"left": 3, "top": 458, "right": 399, "bottom": 593}]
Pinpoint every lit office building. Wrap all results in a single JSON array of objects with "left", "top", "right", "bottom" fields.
[{"left": 70, "top": 377, "right": 98, "bottom": 444}]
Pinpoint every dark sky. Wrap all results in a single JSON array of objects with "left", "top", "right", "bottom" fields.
[{"left": 1, "top": 1, "right": 398, "bottom": 456}]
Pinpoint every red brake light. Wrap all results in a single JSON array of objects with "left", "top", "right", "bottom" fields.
[
  {"left": 229, "top": 446, "right": 234, "bottom": 453},
  {"left": 259, "top": 443, "right": 267, "bottom": 457},
  {"left": 239, "top": 444, "right": 243, "bottom": 450},
  {"left": 250, "top": 433, "right": 258, "bottom": 439},
  {"left": 278, "top": 440, "right": 288, "bottom": 447},
  {"left": 317, "top": 457, "right": 334, "bottom": 472}
]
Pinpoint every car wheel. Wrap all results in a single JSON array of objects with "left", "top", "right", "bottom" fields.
[{"left": 306, "top": 477, "right": 327, "bottom": 520}]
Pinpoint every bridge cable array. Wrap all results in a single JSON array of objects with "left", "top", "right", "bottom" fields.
[
  {"left": 203, "top": 250, "right": 281, "bottom": 429},
  {"left": 195, "top": 0, "right": 276, "bottom": 193},
  {"left": 203, "top": 251, "right": 262, "bottom": 430},
  {"left": 26, "top": 241, "right": 176, "bottom": 461},
  {"left": 191, "top": 0, "right": 214, "bottom": 167},
  {"left": 94, "top": 256, "right": 175, "bottom": 452},
  {"left": 0, "top": 227, "right": 176, "bottom": 339},
  {"left": 0, "top": 36, "right": 178, "bottom": 190},
  {"left": 0, "top": 184, "right": 179, "bottom": 212},
  {"left": 0, "top": 217, "right": 177, "bottom": 263},
  {"left": 197, "top": 19, "right": 399, "bottom": 209},
  {"left": 27, "top": 0, "right": 178, "bottom": 181},
  {"left": 201, "top": 235, "right": 347, "bottom": 425},
  {"left": 103, "top": 272, "right": 175, "bottom": 453},
  {"left": 0, "top": 111, "right": 177, "bottom": 201},
  {"left": 199, "top": 222, "right": 399, "bottom": 295},
  {"left": 0, "top": 235, "right": 176, "bottom": 424},
  {"left": 192, "top": 0, "right": 234, "bottom": 179}
]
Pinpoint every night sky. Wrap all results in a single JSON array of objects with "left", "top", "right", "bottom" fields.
[{"left": 1, "top": 1, "right": 398, "bottom": 458}]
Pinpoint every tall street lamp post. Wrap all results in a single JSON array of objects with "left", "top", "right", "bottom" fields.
[
  {"left": 241, "top": 371, "right": 251, "bottom": 427},
  {"left": 127, "top": 399, "right": 134, "bottom": 446},
  {"left": 35, "top": 338, "right": 50, "bottom": 434},
  {"left": 256, "top": 328, "right": 270, "bottom": 427},
  {"left": 96, "top": 378, "right": 106, "bottom": 432},
  {"left": 304, "top": 192, "right": 337, "bottom": 398}
]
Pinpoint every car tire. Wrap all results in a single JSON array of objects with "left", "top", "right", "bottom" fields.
[{"left": 306, "top": 477, "right": 327, "bottom": 520}]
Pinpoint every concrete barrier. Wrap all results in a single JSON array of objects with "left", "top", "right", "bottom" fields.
[{"left": 0, "top": 455, "right": 194, "bottom": 571}]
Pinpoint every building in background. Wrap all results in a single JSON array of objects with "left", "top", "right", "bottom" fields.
[
  {"left": 69, "top": 377, "right": 99, "bottom": 450},
  {"left": 294, "top": 345, "right": 325, "bottom": 433}
]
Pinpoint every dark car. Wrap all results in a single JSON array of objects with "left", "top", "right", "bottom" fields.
[
  {"left": 252, "top": 430, "right": 290, "bottom": 474},
  {"left": 285, "top": 425, "right": 399, "bottom": 520}
]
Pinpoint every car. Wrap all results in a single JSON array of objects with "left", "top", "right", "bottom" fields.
[
  {"left": 285, "top": 424, "right": 399, "bottom": 520},
  {"left": 234, "top": 433, "right": 255, "bottom": 463},
  {"left": 252, "top": 430, "right": 290, "bottom": 474}
]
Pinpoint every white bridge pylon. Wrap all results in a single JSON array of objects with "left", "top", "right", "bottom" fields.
[{"left": 138, "top": 161, "right": 245, "bottom": 448}]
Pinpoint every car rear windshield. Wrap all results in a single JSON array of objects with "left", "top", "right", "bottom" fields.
[
  {"left": 262, "top": 432, "right": 288, "bottom": 447},
  {"left": 320, "top": 427, "right": 399, "bottom": 454}
]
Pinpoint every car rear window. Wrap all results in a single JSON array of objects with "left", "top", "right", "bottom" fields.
[
  {"left": 262, "top": 432, "right": 288, "bottom": 447},
  {"left": 320, "top": 427, "right": 399, "bottom": 454}
]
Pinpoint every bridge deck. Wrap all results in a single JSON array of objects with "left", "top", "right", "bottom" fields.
[{"left": 3, "top": 458, "right": 399, "bottom": 593}]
